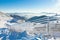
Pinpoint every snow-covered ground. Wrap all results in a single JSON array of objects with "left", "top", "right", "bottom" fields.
[
  {"left": 0, "top": 12, "right": 60, "bottom": 40},
  {"left": 48, "top": 38, "right": 60, "bottom": 40}
]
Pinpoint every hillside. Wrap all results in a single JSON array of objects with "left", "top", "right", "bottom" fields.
[{"left": 0, "top": 12, "right": 12, "bottom": 28}]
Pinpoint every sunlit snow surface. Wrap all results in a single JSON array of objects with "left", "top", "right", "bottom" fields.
[{"left": 0, "top": 13, "right": 60, "bottom": 40}]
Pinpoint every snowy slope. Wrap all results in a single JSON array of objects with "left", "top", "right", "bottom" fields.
[{"left": 0, "top": 12, "right": 12, "bottom": 28}]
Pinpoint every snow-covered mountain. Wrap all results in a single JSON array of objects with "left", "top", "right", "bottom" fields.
[
  {"left": 0, "top": 12, "right": 60, "bottom": 40},
  {"left": 27, "top": 15, "right": 57, "bottom": 24},
  {"left": 6, "top": 12, "right": 57, "bottom": 24}
]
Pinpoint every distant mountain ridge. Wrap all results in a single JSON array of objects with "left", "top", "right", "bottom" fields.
[
  {"left": 27, "top": 15, "right": 57, "bottom": 24},
  {"left": 6, "top": 12, "right": 57, "bottom": 24},
  {"left": 0, "top": 12, "right": 58, "bottom": 25}
]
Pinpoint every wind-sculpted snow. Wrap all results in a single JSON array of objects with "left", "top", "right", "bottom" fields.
[
  {"left": 0, "top": 28, "right": 43, "bottom": 40},
  {"left": 0, "top": 28, "right": 59, "bottom": 40}
]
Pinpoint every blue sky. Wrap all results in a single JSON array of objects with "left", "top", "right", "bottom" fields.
[{"left": 0, "top": 0, "right": 59, "bottom": 13}]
